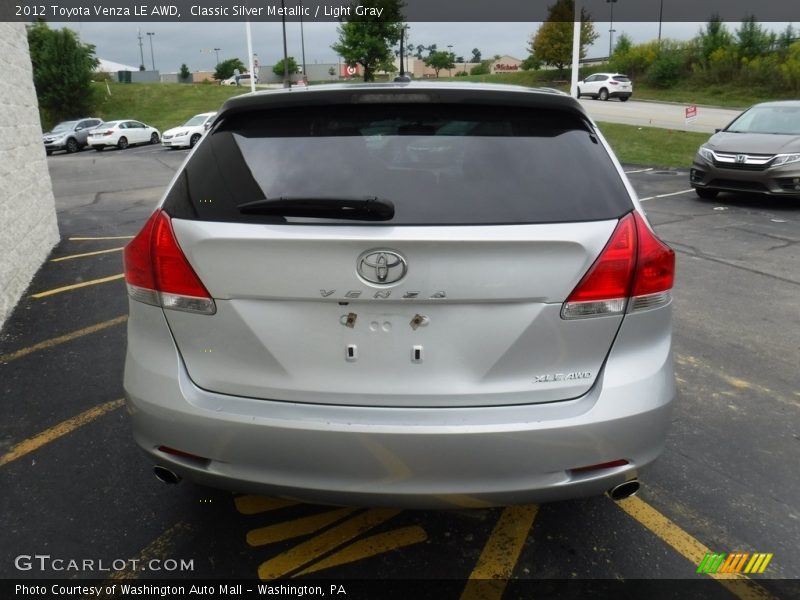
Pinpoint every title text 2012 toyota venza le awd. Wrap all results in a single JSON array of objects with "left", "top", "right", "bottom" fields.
[{"left": 123, "top": 83, "right": 675, "bottom": 508}]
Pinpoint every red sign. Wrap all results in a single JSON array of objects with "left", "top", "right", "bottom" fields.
[
  {"left": 342, "top": 64, "right": 361, "bottom": 78},
  {"left": 685, "top": 105, "right": 698, "bottom": 121},
  {"left": 494, "top": 63, "right": 520, "bottom": 71}
]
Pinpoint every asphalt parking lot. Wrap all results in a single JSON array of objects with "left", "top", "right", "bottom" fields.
[{"left": 1, "top": 143, "right": 798, "bottom": 598}]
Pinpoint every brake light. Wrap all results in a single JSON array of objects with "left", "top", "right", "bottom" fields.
[
  {"left": 103, "top": 131, "right": 113, "bottom": 136},
  {"left": 610, "top": 81, "right": 619, "bottom": 85},
  {"left": 124, "top": 210, "right": 215, "bottom": 314},
  {"left": 561, "top": 212, "right": 674, "bottom": 319}
]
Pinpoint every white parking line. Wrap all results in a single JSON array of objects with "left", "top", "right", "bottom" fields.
[
  {"left": 640, "top": 189, "right": 695, "bottom": 202},
  {"left": 624, "top": 168, "right": 654, "bottom": 174}
]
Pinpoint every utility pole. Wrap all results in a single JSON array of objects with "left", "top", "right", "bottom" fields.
[
  {"left": 300, "top": 0, "right": 308, "bottom": 83},
  {"left": 607, "top": 0, "right": 618, "bottom": 58},
  {"left": 214, "top": 47, "right": 221, "bottom": 65},
  {"left": 137, "top": 28, "right": 145, "bottom": 71},
  {"left": 281, "top": 0, "right": 290, "bottom": 87},
  {"left": 146, "top": 32, "right": 156, "bottom": 71}
]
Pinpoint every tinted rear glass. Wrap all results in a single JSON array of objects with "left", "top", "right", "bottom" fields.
[
  {"left": 612, "top": 76, "right": 631, "bottom": 82},
  {"left": 167, "top": 104, "right": 631, "bottom": 225}
]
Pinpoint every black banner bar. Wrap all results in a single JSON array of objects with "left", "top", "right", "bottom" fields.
[{"left": 2, "top": 0, "right": 800, "bottom": 23}]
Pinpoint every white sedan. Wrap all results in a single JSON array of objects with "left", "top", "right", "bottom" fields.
[
  {"left": 161, "top": 112, "right": 217, "bottom": 149},
  {"left": 87, "top": 120, "right": 161, "bottom": 151}
]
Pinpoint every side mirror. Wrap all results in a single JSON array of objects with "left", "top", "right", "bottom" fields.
[{"left": 714, "top": 128, "right": 722, "bottom": 133}]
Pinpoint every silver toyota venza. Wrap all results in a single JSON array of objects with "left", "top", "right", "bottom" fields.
[{"left": 123, "top": 82, "right": 675, "bottom": 508}]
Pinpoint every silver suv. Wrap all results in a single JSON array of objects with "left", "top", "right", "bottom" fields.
[
  {"left": 43, "top": 118, "right": 102, "bottom": 155},
  {"left": 123, "top": 83, "right": 675, "bottom": 508}
]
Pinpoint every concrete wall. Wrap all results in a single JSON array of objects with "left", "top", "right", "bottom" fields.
[{"left": 0, "top": 23, "right": 60, "bottom": 328}]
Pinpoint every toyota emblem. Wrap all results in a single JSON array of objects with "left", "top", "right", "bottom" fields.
[{"left": 357, "top": 250, "right": 407, "bottom": 284}]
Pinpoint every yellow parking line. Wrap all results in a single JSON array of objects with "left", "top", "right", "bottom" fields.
[
  {"left": 616, "top": 496, "right": 776, "bottom": 600},
  {"left": 69, "top": 236, "right": 134, "bottom": 241},
  {"left": 247, "top": 507, "right": 357, "bottom": 547},
  {"left": 51, "top": 247, "right": 124, "bottom": 262},
  {"left": 0, "top": 316, "right": 127, "bottom": 364},
  {"left": 30, "top": 273, "right": 125, "bottom": 299},
  {"left": 257, "top": 508, "right": 401, "bottom": 580},
  {"left": 234, "top": 495, "right": 299, "bottom": 515},
  {"left": 0, "top": 399, "right": 125, "bottom": 468},
  {"left": 296, "top": 526, "right": 428, "bottom": 576},
  {"left": 460, "top": 505, "right": 539, "bottom": 600}
]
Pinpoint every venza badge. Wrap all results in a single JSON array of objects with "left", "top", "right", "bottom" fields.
[{"left": 357, "top": 250, "right": 407, "bottom": 284}]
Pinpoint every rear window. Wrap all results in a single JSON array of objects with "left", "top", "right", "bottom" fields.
[
  {"left": 612, "top": 76, "right": 631, "bottom": 82},
  {"left": 165, "top": 104, "right": 631, "bottom": 225}
]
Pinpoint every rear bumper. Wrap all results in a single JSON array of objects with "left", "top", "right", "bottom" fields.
[{"left": 124, "top": 302, "right": 674, "bottom": 508}]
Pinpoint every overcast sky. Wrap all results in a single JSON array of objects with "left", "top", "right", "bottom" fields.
[{"left": 53, "top": 20, "right": 792, "bottom": 72}]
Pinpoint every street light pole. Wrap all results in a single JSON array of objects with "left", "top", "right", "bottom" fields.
[
  {"left": 300, "top": 0, "right": 308, "bottom": 83},
  {"left": 658, "top": 0, "right": 664, "bottom": 47},
  {"left": 214, "top": 47, "right": 221, "bottom": 65},
  {"left": 447, "top": 44, "right": 453, "bottom": 77},
  {"left": 281, "top": 0, "right": 290, "bottom": 87},
  {"left": 607, "top": 0, "right": 617, "bottom": 58},
  {"left": 137, "top": 29, "right": 145, "bottom": 70},
  {"left": 146, "top": 32, "right": 156, "bottom": 71}
]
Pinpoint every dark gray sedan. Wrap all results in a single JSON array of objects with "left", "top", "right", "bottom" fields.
[{"left": 691, "top": 101, "right": 800, "bottom": 200}]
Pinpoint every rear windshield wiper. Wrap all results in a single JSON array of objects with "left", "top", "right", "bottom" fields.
[{"left": 237, "top": 196, "right": 394, "bottom": 221}]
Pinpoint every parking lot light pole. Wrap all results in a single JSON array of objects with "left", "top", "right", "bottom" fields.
[
  {"left": 607, "top": 0, "right": 618, "bottom": 58},
  {"left": 146, "top": 32, "right": 156, "bottom": 71},
  {"left": 214, "top": 47, "right": 221, "bottom": 65}
]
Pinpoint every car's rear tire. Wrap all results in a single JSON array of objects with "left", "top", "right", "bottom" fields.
[
  {"left": 66, "top": 138, "right": 79, "bottom": 153},
  {"left": 620, "top": 96, "right": 629, "bottom": 102},
  {"left": 599, "top": 88, "right": 609, "bottom": 101},
  {"left": 695, "top": 187, "right": 719, "bottom": 199},
  {"left": 117, "top": 137, "right": 129, "bottom": 149},
  {"left": 190, "top": 133, "right": 201, "bottom": 148},
  {"left": 150, "top": 132, "right": 160, "bottom": 144}
]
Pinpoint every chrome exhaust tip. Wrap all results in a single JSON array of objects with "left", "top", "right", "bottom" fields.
[
  {"left": 608, "top": 479, "right": 640, "bottom": 501},
  {"left": 153, "top": 466, "right": 181, "bottom": 485}
]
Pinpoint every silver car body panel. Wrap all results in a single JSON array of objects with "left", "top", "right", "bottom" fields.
[
  {"left": 123, "top": 82, "right": 675, "bottom": 506},
  {"left": 125, "top": 299, "right": 673, "bottom": 508},
  {"left": 164, "top": 219, "right": 621, "bottom": 407}
]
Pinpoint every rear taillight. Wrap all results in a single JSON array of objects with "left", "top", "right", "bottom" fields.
[
  {"left": 124, "top": 210, "right": 215, "bottom": 315},
  {"left": 561, "top": 212, "right": 674, "bottom": 319}
]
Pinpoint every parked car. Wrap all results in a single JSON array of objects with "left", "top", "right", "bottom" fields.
[
  {"left": 161, "top": 112, "right": 217, "bottom": 149},
  {"left": 576, "top": 73, "right": 633, "bottom": 102},
  {"left": 220, "top": 72, "right": 257, "bottom": 86},
  {"left": 87, "top": 120, "right": 161, "bottom": 151},
  {"left": 123, "top": 82, "right": 675, "bottom": 508},
  {"left": 691, "top": 100, "right": 800, "bottom": 200},
  {"left": 43, "top": 118, "right": 102, "bottom": 155}
]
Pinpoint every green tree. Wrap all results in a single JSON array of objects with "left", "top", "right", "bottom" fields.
[
  {"left": 697, "top": 15, "right": 733, "bottom": 66},
  {"left": 613, "top": 32, "right": 633, "bottom": 56},
  {"left": 530, "top": 0, "right": 598, "bottom": 71},
  {"left": 332, "top": 0, "right": 406, "bottom": 82},
  {"left": 273, "top": 56, "right": 300, "bottom": 77},
  {"left": 470, "top": 60, "right": 492, "bottom": 75},
  {"left": 179, "top": 63, "right": 191, "bottom": 81},
  {"left": 736, "top": 16, "right": 775, "bottom": 60},
  {"left": 471, "top": 48, "right": 482, "bottom": 62},
  {"left": 520, "top": 55, "right": 542, "bottom": 70},
  {"left": 27, "top": 21, "right": 98, "bottom": 128},
  {"left": 424, "top": 50, "right": 455, "bottom": 77},
  {"left": 777, "top": 25, "right": 796, "bottom": 52},
  {"left": 214, "top": 58, "right": 246, "bottom": 81}
]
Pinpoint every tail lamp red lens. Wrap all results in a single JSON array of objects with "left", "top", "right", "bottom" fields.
[
  {"left": 562, "top": 212, "right": 674, "bottom": 319},
  {"left": 124, "top": 210, "right": 215, "bottom": 314}
]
